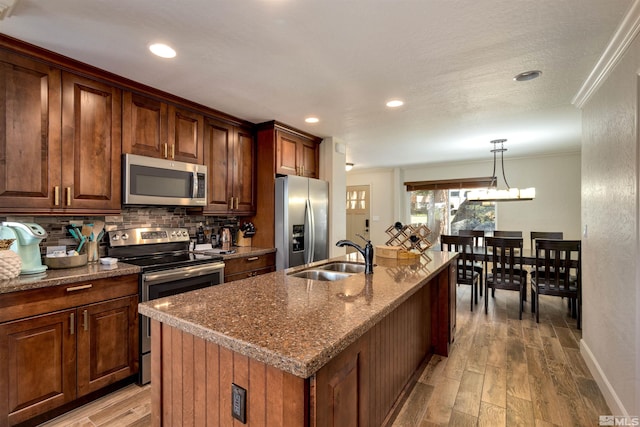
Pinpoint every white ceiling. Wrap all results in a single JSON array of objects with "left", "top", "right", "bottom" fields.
[{"left": 0, "top": 0, "right": 632, "bottom": 169}]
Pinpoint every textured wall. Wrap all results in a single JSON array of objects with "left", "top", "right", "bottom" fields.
[{"left": 581, "top": 36, "right": 640, "bottom": 414}]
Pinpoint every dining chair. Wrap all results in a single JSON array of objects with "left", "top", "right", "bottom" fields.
[
  {"left": 529, "top": 231, "right": 564, "bottom": 279},
  {"left": 530, "top": 239, "right": 581, "bottom": 329},
  {"left": 441, "top": 235, "right": 480, "bottom": 311},
  {"left": 459, "top": 229, "right": 485, "bottom": 295},
  {"left": 485, "top": 236, "right": 526, "bottom": 318},
  {"left": 530, "top": 231, "right": 563, "bottom": 252}
]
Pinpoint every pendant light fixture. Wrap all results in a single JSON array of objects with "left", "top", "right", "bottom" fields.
[{"left": 467, "top": 139, "right": 535, "bottom": 202}]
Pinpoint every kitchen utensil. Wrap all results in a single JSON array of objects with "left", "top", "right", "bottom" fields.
[{"left": 92, "top": 220, "right": 105, "bottom": 241}]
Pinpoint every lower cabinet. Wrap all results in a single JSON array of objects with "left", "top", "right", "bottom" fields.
[
  {"left": 0, "top": 276, "right": 139, "bottom": 426},
  {"left": 224, "top": 252, "right": 275, "bottom": 283}
]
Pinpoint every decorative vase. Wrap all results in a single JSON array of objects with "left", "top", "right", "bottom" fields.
[{"left": 0, "top": 239, "right": 22, "bottom": 280}]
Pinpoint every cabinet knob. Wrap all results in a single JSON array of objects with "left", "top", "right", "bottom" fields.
[
  {"left": 163, "top": 143, "right": 168, "bottom": 158},
  {"left": 83, "top": 309, "right": 88, "bottom": 331},
  {"left": 170, "top": 144, "right": 175, "bottom": 160},
  {"left": 54, "top": 186, "right": 60, "bottom": 206},
  {"left": 234, "top": 197, "right": 239, "bottom": 210},
  {"left": 246, "top": 257, "right": 259, "bottom": 262},
  {"left": 70, "top": 313, "right": 75, "bottom": 335},
  {"left": 66, "top": 187, "right": 72, "bottom": 206}
]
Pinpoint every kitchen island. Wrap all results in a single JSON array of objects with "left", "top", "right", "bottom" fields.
[{"left": 138, "top": 250, "right": 457, "bottom": 427}]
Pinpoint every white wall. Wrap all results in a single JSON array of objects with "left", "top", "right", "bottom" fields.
[
  {"left": 580, "top": 27, "right": 640, "bottom": 415},
  {"left": 320, "top": 137, "right": 347, "bottom": 257},
  {"left": 347, "top": 152, "right": 581, "bottom": 249}
]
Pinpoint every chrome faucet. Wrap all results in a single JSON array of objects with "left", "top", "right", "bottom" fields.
[{"left": 336, "top": 234, "right": 374, "bottom": 274}]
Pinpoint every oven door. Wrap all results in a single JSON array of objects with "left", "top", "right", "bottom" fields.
[{"left": 139, "top": 261, "right": 224, "bottom": 384}]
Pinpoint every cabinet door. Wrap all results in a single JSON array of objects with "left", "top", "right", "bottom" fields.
[
  {"left": 203, "top": 118, "right": 233, "bottom": 213},
  {"left": 61, "top": 72, "right": 122, "bottom": 212},
  {"left": 275, "top": 130, "right": 299, "bottom": 176},
  {"left": 299, "top": 139, "right": 319, "bottom": 178},
  {"left": 122, "top": 91, "right": 168, "bottom": 159},
  {"left": 76, "top": 295, "right": 138, "bottom": 397},
  {"left": 232, "top": 127, "right": 256, "bottom": 214},
  {"left": 0, "top": 50, "right": 62, "bottom": 212},
  {"left": 169, "top": 105, "right": 204, "bottom": 164},
  {"left": 0, "top": 310, "right": 76, "bottom": 426}
]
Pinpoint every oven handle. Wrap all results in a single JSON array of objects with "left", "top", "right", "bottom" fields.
[{"left": 142, "top": 262, "right": 225, "bottom": 285}]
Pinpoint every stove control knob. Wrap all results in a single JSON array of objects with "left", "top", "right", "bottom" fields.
[
  {"left": 170, "top": 231, "right": 177, "bottom": 237},
  {"left": 181, "top": 230, "right": 188, "bottom": 237},
  {"left": 121, "top": 233, "right": 129, "bottom": 240},
  {"left": 111, "top": 234, "right": 120, "bottom": 241}
]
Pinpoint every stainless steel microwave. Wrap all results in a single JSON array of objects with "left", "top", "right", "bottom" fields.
[{"left": 122, "top": 154, "right": 207, "bottom": 206}]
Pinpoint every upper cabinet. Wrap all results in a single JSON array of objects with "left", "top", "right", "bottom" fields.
[
  {"left": 122, "top": 92, "right": 204, "bottom": 164},
  {"left": 203, "top": 118, "right": 256, "bottom": 215},
  {"left": 274, "top": 126, "right": 320, "bottom": 178},
  {"left": 0, "top": 49, "right": 121, "bottom": 214}
]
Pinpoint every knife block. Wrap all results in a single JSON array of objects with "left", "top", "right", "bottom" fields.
[{"left": 236, "top": 235, "right": 253, "bottom": 247}]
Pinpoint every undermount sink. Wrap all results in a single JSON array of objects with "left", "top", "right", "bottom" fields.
[
  {"left": 289, "top": 270, "right": 353, "bottom": 281},
  {"left": 288, "top": 261, "right": 367, "bottom": 281},
  {"left": 316, "top": 262, "right": 366, "bottom": 274}
]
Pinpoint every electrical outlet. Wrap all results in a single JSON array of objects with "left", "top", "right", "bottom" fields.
[{"left": 231, "top": 383, "right": 246, "bottom": 423}]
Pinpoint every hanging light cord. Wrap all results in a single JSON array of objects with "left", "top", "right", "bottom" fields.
[{"left": 490, "top": 139, "right": 510, "bottom": 189}]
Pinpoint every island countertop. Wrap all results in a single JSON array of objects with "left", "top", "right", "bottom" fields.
[{"left": 138, "top": 250, "right": 456, "bottom": 378}]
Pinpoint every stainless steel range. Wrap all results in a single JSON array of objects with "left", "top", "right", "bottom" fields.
[{"left": 107, "top": 227, "right": 225, "bottom": 385}]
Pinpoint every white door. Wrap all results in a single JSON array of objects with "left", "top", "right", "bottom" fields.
[{"left": 345, "top": 185, "right": 370, "bottom": 253}]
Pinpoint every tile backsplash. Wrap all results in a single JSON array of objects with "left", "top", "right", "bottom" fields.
[{"left": 0, "top": 207, "right": 241, "bottom": 257}]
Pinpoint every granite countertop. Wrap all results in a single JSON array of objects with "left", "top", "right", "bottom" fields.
[
  {"left": 219, "top": 246, "right": 275, "bottom": 260},
  {"left": 138, "top": 250, "right": 456, "bottom": 378},
  {"left": 0, "top": 262, "right": 141, "bottom": 294}
]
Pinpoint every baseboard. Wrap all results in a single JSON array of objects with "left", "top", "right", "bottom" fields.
[{"left": 580, "top": 338, "right": 628, "bottom": 416}]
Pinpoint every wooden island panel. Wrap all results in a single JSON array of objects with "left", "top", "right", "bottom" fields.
[{"left": 152, "top": 320, "right": 307, "bottom": 426}]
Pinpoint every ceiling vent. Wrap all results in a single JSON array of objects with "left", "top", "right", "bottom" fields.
[{"left": 0, "top": 0, "right": 19, "bottom": 20}]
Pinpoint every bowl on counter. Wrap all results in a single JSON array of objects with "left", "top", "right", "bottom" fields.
[{"left": 45, "top": 253, "right": 88, "bottom": 269}]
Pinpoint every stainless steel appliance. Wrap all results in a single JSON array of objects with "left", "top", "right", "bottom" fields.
[
  {"left": 122, "top": 153, "right": 207, "bottom": 206},
  {"left": 275, "top": 175, "right": 329, "bottom": 270},
  {"left": 107, "top": 227, "right": 224, "bottom": 384},
  {"left": 0, "top": 221, "right": 48, "bottom": 274}
]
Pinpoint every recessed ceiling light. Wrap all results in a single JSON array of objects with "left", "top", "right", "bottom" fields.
[
  {"left": 514, "top": 70, "right": 542, "bottom": 82},
  {"left": 305, "top": 117, "right": 319, "bottom": 123},
  {"left": 386, "top": 99, "right": 404, "bottom": 108},
  {"left": 149, "top": 43, "right": 176, "bottom": 59}
]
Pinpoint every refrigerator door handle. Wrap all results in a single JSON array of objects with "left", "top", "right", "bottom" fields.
[{"left": 306, "top": 198, "right": 315, "bottom": 264}]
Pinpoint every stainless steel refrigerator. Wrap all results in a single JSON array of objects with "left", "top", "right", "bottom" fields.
[{"left": 275, "top": 175, "right": 329, "bottom": 270}]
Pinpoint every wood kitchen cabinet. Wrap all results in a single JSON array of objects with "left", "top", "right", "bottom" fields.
[
  {"left": 276, "top": 128, "right": 320, "bottom": 178},
  {"left": 203, "top": 118, "right": 256, "bottom": 215},
  {"left": 224, "top": 252, "right": 275, "bottom": 283},
  {"left": 0, "top": 50, "right": 121, "bottom": 214},
  {"left": 123, "top": 91, "right": 204, "bottom": 164},
  {"left": 253, "top": 121, "right": 322, "bottom": 248},
  {"left": 0, "top": 275, "right": 139, "bottom": 426}
]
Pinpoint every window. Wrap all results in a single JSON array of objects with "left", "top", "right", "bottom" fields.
[{"left": 405, "top": 178, "right": 496, "bottom": 243}]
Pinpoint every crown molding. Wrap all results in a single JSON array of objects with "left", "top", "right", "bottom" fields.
[{"left": 572, "top": 0, "right": 640, "bottom": 108}]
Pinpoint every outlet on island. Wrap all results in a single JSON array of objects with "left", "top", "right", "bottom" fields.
[{"left": 232, "top": 383, "right": 247, "bottom": 423}]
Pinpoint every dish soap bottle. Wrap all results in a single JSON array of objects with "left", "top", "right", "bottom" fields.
[{"left": 196, "top": 223, "right": 206, "bottom": 244}]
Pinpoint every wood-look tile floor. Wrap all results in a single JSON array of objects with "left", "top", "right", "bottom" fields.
[
  {"left": 392, "top": 286, "right": 611, "bottom": 426},
  {"left": 40, "top": 287, "right": 610, "bottom": 427}
]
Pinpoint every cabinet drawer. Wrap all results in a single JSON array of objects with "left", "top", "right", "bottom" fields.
[
  {"left": 224, "top": 253, "right": 275, "bottom": 276},
  {"left": 0, "top": 274, "right": 138, "bottom": 324},
  {"left": 225, "top": 266, "right": 276, "bottom": 283}
]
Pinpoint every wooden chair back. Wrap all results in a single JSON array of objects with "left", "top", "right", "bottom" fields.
[
  {"left": 485, "top": 236, "right": 525, "bottom": 288},
  {"left": 493, "top": 230, "right": 522, "bottom": 238},
  {"left": 530, "top": 231, "right": 563, "bottom": 253},
  {"left": 459, "top": 229, "right": 484, "bottom": 248},
  {"left": 533, "top": 239, "right": 580, "bottom": 294},
  {"left": 441, "top": 235, "right": 475, "bottom": 283}
]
